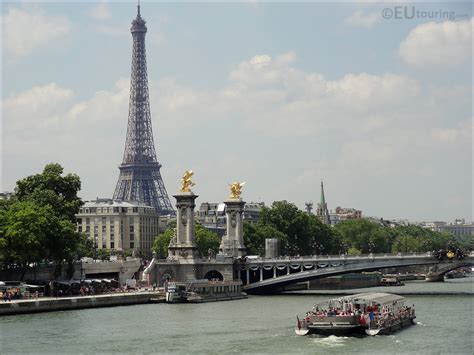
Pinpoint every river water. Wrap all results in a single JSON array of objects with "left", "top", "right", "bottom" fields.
[{"left": 1, "top": 278, "right": 472, "bottom": 354}]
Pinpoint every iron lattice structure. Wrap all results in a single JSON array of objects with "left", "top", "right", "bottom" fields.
[{"left": 113, "top": 5, "right": 174, "bottom": 215}]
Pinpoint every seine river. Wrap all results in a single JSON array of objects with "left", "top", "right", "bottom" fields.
[{"left": 1, "top": 278, "right": 472, "bottom": 354}]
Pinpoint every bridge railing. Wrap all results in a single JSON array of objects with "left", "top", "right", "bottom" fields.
[{"left": 242, "top": 252, "right": 435, "bottom": 262}]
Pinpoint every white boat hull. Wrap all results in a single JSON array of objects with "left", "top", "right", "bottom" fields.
[{"left": 295, "top": 328, "right": 310, "bottom": 336}]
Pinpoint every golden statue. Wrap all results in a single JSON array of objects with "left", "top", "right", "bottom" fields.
[
  {"left": 180, "top": 170, "right": 195, "bottom": 192},
  {"left": 229, "top": 181, "right": 246, "bottom": 199}
]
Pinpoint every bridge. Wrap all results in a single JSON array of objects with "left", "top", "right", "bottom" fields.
[{"left": 238, "top": 252, "right": 474, "bottom": 294}]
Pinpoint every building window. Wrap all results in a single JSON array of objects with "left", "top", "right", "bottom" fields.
[
  {"left": 130, "top": 234, "right": 134, "bottom": 241},
  {"left": 77, "top": 218, "right": 82, "bottom": 224},
  {"left": 86, "top": 218, "right": 90, "bottom": 224},
  {"left": 130, "top": 225, "right": 134, "bottom": 232},
  {"left": 110, "top": 242, "right": 114, "bottom": 249},
  {"left": 110, "top": 234, "right": 115, "bottom": 241},
  {"left": 86, "top": 226, "right": 90, "bottom": 232},
  {"left": 78, "top": 226, "right": 82, "bottom": 233},
  {"left": 102, "top": 217, "right": 106, "bottom": 224},
  {"left": 130, "top": 242, "right": 134, "bottom": 249},
  {"left": 102, "top": 225, "right": 106, "bottom": 233},
  {"left": 110, "top": 225, "right": 115, "bottom": 232},
  {"left": 133, "top": 207, "right": 138, "bottom": 213},
  {"left": 113, "top": 207, "right": 119, "bottom": 213}
]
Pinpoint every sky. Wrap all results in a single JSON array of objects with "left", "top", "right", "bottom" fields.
[{"left": 1, "top": 1, "right": 472, "bottom": 222}]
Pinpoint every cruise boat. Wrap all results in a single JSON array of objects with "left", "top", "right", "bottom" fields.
[
  {"left": 295, "top": 292, "right": 416, "bottom": 336},
  {"left": 165, "top": 280, "right": 247, "bottom": 303}
]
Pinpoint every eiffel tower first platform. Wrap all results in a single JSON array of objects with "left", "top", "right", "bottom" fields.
[{"left": 113, "top": 4, "right": 174, "bottom": 215}]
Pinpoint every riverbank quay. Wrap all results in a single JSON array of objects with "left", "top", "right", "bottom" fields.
[{"left": 0, "top": 291, "right": 165, "bottom": 316}]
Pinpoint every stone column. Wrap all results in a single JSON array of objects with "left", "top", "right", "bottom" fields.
[
  {"left": 169, "top": 191, "right": 198, "bottom": 261},
  {"left": 223, "top": 199, "right": 246, "bottom": 257}
]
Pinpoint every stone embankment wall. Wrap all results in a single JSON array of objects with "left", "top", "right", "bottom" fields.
[{"left": 0, "top": 292, "right": 162, "bottom": 316}]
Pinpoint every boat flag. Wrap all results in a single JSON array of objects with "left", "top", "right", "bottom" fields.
[{"left": 297, "top": 315, "right": 301, "bottom": 330}]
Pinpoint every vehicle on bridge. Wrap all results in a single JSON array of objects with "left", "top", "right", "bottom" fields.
[{"left": 295, "top": 293, "right": 416, "bottom": 336}]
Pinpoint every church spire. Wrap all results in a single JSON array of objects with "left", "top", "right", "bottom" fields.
[
  {"left": 320, "top": 181, "right": 326, "bottom": 205},
  {"left": 316, "top": 180, "right": 330, "bottom": 225}
]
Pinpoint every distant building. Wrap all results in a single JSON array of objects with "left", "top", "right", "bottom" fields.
[
  {"left": 316, "top": 181, "right": 330, "bottom": 224},
  {"left": 243, "top": 202, "right": 265, "bottom": 223},
  {"left": 76, "top": 199, "right": 165, "bottom": 258},
  {"left": 420, "top": 221, "right": 447, "bottom": 231},
  {"left": 334, "top": 206, "right": 362, "bottom": 219},
  {"left": 437, "top": 219, "right": 473, "bottom": 237},
  {"left": 196, "top": 201, "right": 265, "bottom": 236},
  {"left": 196, "top": 202, "right": 227, "bottom": 236},
  {"left": 0, "top": 191, "right": 15, "bottom": 200}
]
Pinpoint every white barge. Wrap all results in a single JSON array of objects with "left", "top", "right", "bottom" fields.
[
  {"left": 296, "top": 292, "right": 416, "bottom": 336},
  {"left": 165, "top": 280, "right": 247, "bottom": 303}
]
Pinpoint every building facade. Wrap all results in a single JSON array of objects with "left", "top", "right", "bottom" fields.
[
  {"left": 196, "top": 201, "right": 265, "bottom": 236},
  {"left": 76, "top": 199, "right": 164, "bottom": 258},
  {"left": 436, "top": 219, "right": 473, "bottom": 237}
]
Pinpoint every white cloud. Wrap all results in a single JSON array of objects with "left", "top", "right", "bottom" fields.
[
  {"left": 399, "top": 18, "right": 473, "bottom": 67},
  {"left": 2, "top": 6, "right": 71, "bottom": 58},
  {"left": 89, "top": 2, "right": 111, "bottom": 20},
  {"left": 93, "top": 24, "right": 128, "bottom": 37},
  {"left": 344, "top": 10, "right": 380, "bottom": 29}
]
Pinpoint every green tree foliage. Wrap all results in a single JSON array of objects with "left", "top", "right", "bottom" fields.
[
  {"left": 152, "top": 229, "right": 174, "bottom": 258},
  {"left": 243, "top": 222, "right": 287, "bottom": 256},
  {"left": 0, "top": 164, "right": 84, "bottom": 278},
  {"left": 152, "top": 223, "right": 221, "bottom": 258},
  {"left": 15, "top": 163, "right": 82, "bottom": 221},
  {"left": 245, "top": 201, "right": 339, "bottom": 256},
  {"left": 1, "top": 201, "right": 50, "bottom": 279},
  {"left": 388, "top": 225, "right": 461, "bottom": 253},
  {"left": 195, "top": 224, "right": 221, "bottom": 257},
  {"left": 334, "top": 219, "right": 390, "bottom": 254}
]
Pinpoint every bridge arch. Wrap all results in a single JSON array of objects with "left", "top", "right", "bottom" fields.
[
  {"left": 241, "top": 254, "right": 474, "bottom": 294},
  {"left": 204, "top": 270, "right": 224, "bottom": 281}
]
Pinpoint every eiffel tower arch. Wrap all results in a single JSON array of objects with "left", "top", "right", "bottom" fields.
[{"left": 113, "top": 4, "right": 174, "bottom": 215}]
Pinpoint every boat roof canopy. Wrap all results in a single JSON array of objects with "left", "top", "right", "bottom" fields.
[{"left": 351, "top": 293, "right": 405, "bottom": 305}]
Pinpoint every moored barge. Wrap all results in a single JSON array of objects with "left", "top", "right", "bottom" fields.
[
  {"left": 295, "top": 292, "right": 415, "bottom": 336},
  {"left": 165, "top": 279, "right": 247, "bottom": 303}
]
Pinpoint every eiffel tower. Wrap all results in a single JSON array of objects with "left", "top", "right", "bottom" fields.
[{"left": 113, "top": 3, "right": 174, "bottom": 215}]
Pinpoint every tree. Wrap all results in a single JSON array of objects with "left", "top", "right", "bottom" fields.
[
  {"left": 0, "top": 164, "right": 84, "bottom": 278},
  {"left": 195, "top": 224, "right": 221, "bottom": 257},
  {"left": 152, "top": 224, "right": 222, "bottom": 258},
  {"left": 243, "top": 222, "right": 287, "bottom": 256},
  {"left": 152, "top": 229, "right": 174, "bottom": 258},
  {"left": 15, "top": 163, "right": 82, "bottom": 222},
  {"left": 334, "top": 219, "right": 390, "bottom": 254},
  {"left": 0, "top": 201, "right": 50, "bottom": 279},
  {"left": 258, "top": 201, "right": 340, "bottom": 256}
]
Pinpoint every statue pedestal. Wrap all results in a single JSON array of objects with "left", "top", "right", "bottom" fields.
[
  {"left": 168, "top": 192, "right": 199, "bottom": 261},
  {"left": 219, "top": 198, "right": 246, "bottom": 258}
]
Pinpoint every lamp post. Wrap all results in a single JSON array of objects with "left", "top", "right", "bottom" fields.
[
  {"left": 311, "top": 239, "right": 317, "bottom": 257},
  {"left": 368, "top": 240, "right": 375, "bottom": 254},
  {"left": 317, "top": 243, "right": 324, "bottom": 256}
]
